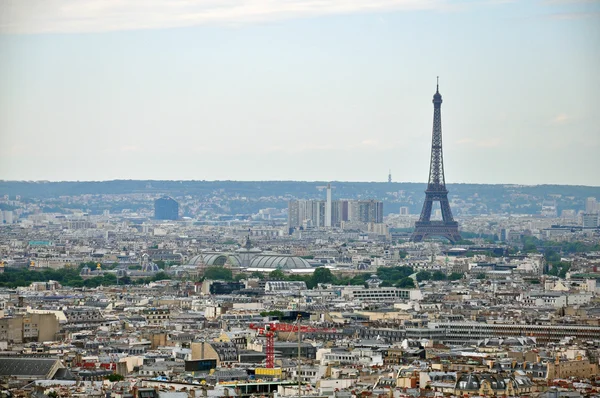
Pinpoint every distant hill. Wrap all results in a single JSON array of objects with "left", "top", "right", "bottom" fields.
[{"left": 0, "top": 180, "right": 599, "bottom": 216}]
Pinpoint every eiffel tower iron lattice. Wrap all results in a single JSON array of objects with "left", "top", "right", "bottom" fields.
[{"left": 411, "top": 79, "right": 461, "bottom": 243}]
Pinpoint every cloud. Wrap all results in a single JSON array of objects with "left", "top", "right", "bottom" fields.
[
  {"left": 550, "top": 113, "right": 570, "bottom": 124},
  {"left": 0, "top": 0, "right": 444, "bottom": 34}
]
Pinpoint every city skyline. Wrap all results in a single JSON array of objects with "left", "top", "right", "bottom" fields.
[{"left": 1, "top": 0, "right": 599, "bottom": 185}]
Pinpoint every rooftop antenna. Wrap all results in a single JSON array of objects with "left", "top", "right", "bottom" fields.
[{"left": 436, "top": 76, "right": 439, "bottom": 92}]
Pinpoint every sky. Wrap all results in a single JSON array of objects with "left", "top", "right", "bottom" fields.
[{"left": 0, "top": 0, "right": 599, "bottom": 185}]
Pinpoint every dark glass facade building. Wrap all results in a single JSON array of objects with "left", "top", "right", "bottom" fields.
[{"left": 154, "top": 196, "right": 179, "bottom": 220}]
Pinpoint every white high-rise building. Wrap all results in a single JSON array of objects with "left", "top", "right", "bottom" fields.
[
  {"left": 3, "top": 211, "right": 13, "bottom": 224},
  {"left": 582, "top": 213, "right": 599, "bottom": 229},
  {"left": 585, "top": 197, "right": 598, "bottom": 213},
  {"left": 325, "top": 183, "right": 332, "bottom": 228}
]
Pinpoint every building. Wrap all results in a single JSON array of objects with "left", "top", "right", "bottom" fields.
[
  {"left": 264, "top": 281, "right": 307, "bottom": 292},
  {"left": 2, "top": 210, "right": 14, "bottom": 224},
  {"left": 190, "top": 342, "right": 238, "bottom": 366},
  {"left": 288, "top": 199, "right": 383, "bottom": 229},
  {"left": 582, "top": 212, "right": 599, "bottom": 228},
  {"left": 63, "top": 308, "right": 105, "bottom": 330},
  {"left": 325, "top": 183, "right": 332, "bottom": 228},
  {"left": 430, "top": 322, "right": 600, "bottom": 344},
  {"left": 0, "top": 357, "right": 66, "bottom": 381},
  {"left": 154, "top": 196, "right": 179, "bottom": 220},
  {"left": 348, "top": 200, "right": 383, "bottom": 223},
  {"left": 0, "top": 313, "right": 60, "bottom": 343},
  {"left": 547, "top": 358, "right": 599, "bottom": 379},
  {"left": 143, "top": 308, "right": 171, "bottom": 326},
  {"left": 454, "top": 373, "right": 533, "bottom": 397},
  {"left": 341, "top": 287, "right": 422, "bottom": 302},
  {"left": 288, "top": 200, "right": 325, "bottom": 229},
  {"left": 585, "top": 196, "right": 597, "bottom": 213}
]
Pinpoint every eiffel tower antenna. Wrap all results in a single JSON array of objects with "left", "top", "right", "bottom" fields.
[{"left": 411, "top": 79, "right": 461, "bottom": 243}]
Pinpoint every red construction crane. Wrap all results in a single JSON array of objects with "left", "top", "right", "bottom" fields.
[{"left": 249, "top": 322, "right": 339, "bottom": 368}]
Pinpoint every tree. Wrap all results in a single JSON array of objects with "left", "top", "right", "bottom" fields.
[
  {"left": 544, "top": 249, "right": 560, "bottom": 263},
  {"left": 250, "top": 271, "right": 265, "bottom": 280},
  {"left": 448, "top": 272, "right": 463, "bottom": 281},
  {"left": 416, "top": 271, "right": 431, "bottom": 282},
  {"left": 234, "top": 273, "right": 248, "bottom": 281},
  {"left": 102, "top": 273, "right": 118, "bottom": 285},
  {"left": 476, "top": 273, "right": 487, "bottom": 280},
  {"left": 455, "top": 239, "right": 475, "bottom": 246},
  {"left": 260, "top": 310, "right": 284, "bottom": 319},
  {"left": 523, "top": 243, "right": 538, "bottom": 253},
  {"left": 311, "top": 267, "right": 334, "bottom": 287},
  {"left": 269, "top": 269, "right": 286, "bottom": 280},
  {"left": 377, "top": 266, "right": 414, "bottom": 284},
  {"left": 395, "top": 277, "right": 415, "bottom": 288},
  {"left": 203, "top": 267, "right": 233, "bottom": 281},
  {"left": 105, "top": 374, "right": 124, "bottom": 382},
  {"left": 431, "top": 271, "right": 447, "bottom": 281},
  {"left": 151, "top": 271, "right": 170, "bottom": 281}
]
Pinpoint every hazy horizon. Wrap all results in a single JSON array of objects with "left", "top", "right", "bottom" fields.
[
  {"left": 1, "top": 178, "right": 599, "bottom": 188},
  {"left": 1, "top": 0, "right": 599, "bottom": 185}
]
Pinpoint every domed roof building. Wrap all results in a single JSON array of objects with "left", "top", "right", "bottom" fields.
[
  {"left": 248, "top": 255, "right": 311, "bottom": 270},
  {"left": 235, "top": 236, "right": 263, "bottom": 267},
  {"left": 182, "top": 236, "right": 313, "bottom": 274},
  {"left": 126, "top": 253, "right": 162, "bottom": 279},
  {"left": 366, "top": 274, "right": 382, "bottom": 288},
  {"left": 142, "top": 262, "right": 160, "bottom": 273},
  {"left": 187, "top": 253, "right": 242, "bottom": 268}
]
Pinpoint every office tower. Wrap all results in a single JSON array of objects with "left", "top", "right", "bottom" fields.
[
  {"left": 154, "top": 196, "right": 179, "bottom": 220},
  {"left": 325, "top": 183, "right": 332, "bottom": 228},
  {"left": 586, "top": 197, "right": 598, "bottom": 213},
  {"left": 348, "top": 200, "right": 383, "bottom": 223},
  {"left": 411, "top": 79, "right": 461, "bottom": 243},
  {"left": 288, "top": 199, "right": 325, "bottom": 228},
  {"left": 399, "top": 206, "right": 409, "bottom": 216},
  {"left": 288, "top": 201, "right": 300, "bottom": 229},
  {"left": 582, "top": 213, "right": 599, "bottom": 229},
  {"left": 288, "top": 199, "right": 381, "bottom": 228},
  {"left": 2, "top": 211, "right": 13, "bottom": 224}
]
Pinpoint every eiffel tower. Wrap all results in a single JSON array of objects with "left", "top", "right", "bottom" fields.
[{"left": 411, "top": 79, "right": 461, "bottom": 243}]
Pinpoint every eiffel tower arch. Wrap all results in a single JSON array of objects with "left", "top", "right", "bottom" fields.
[{"left": 411, "top": 79, "right": 461, "bottom": 244}]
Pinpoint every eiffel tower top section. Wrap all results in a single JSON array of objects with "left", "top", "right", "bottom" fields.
[
  {"left": 433, "top": 76, "right": 442, "bottom": 106},
  {"left": 427, "top": 77, "right": 446, "bottom": 192}
]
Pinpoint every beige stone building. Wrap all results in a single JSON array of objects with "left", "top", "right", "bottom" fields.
[
  {"left": 0, "top": 313, "right": 59, "bottom": 343},
  {"left": 547, "top": 358, "right": 599, "bottom": 379}
]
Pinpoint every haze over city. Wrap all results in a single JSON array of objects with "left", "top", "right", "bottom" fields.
[{"left": 1, "top": 0, "right": 599, "bottom": 185}]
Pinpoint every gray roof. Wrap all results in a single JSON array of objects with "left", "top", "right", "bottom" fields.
[
  {"left": 0, "top": 357, "right": 63, "bottom": 379},
  {"left": 249, "top": 255, "right": 311, "bottom": 269}
]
